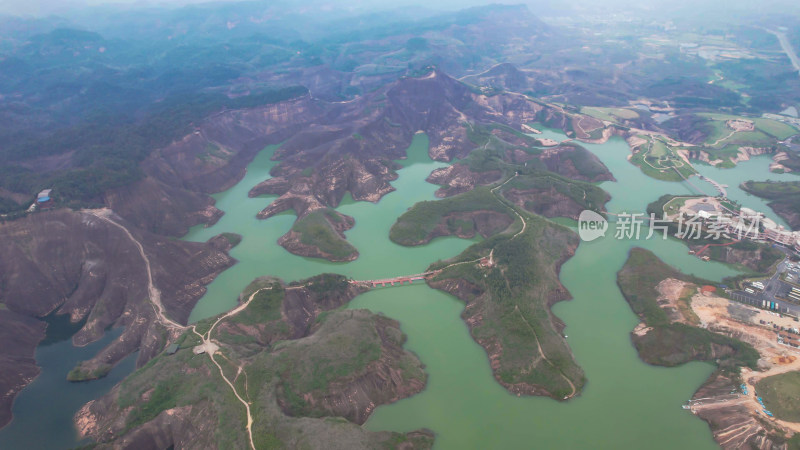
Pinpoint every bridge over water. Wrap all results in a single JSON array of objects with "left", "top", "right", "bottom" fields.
[
  {"left": 671, "top": 167, "right": 727, "bottom": 198},
  {"left": 352, "top": 271, "right": 438, "bottom": 288}
]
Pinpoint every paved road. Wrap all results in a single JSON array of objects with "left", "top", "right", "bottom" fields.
[
  {"left": 730, "top": 253, "right": 800, "bottom": 316},
  {"left": 768, "top": 29, "right": 800, "bottom": 76}
]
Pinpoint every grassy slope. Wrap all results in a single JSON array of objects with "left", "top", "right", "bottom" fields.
[
  {"left": 96, "top": 275, "right": 431, "bottom": 449},
  {"left": 742, "top": 180, "right": 800, "bottom": 199},
  {"left": 756, "top": 371, "right": 800, "bottom": 422},
  {"left": 427, "top": 213, "right": 584, "bottom": 398},
  {"left": 698, "top": 113, "right": 800, "bottom": 140},
  {"left": 617, "top": 248, "right": 759, "bottom": 369},
  {"left": 580, "top": 106, "right": 639, "bottom": 122},
  {"left": 391, "top": 171, "right": 607, "bottom": 246},
  {"left": 291, "top": 209, "right": 358, "bottom": 260},
  {"left": 389, "top": 187, "right": 511, "bottom": 245},
  {"left": 693, "top": 114, "right": 798, "bottom": 166},
  {"left": 629, "top": 136, "right": 696, "bottom": 182},
  {"left": 661, "top": 195, "right": 702, "bottom": 216},
  {"left": 464, "top": 122, "right": 612, "bottom": 183}
]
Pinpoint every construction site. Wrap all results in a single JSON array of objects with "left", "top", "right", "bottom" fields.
[{"left": 678, "top": 288, "right": 800, "bottom": 438}]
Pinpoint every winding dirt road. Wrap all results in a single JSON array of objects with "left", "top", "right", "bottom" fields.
[
  {"left": 189, "top": 286, "right": 271, "bottom": 450},
  {"left": 491, "top": 173, "right": 526, "bottom": 240},
  {"left": 513, "top": 305, "right": 577, "bottom": 399},
  {"left": 84, "top": 209, "right": 184, "bottom": 330}
]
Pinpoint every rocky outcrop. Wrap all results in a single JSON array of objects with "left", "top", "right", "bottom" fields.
[
  {"left": 503, "top": 186, "right": 586, "bottom": 220},
  {"left": 250, "top": 70, "right": 576, "bottom": 226},
  {"left": 276, "top": 314, "right": 426, "bottom": 425},
  {"left": 769, "top": 202, "right": 800, "bottom": 229},
  {"left": 89, "top": 69, "right": 599, "bottom": 243},
  {"left": 77, "top": 277, "right": 431, "bottom": 449},
  {"left": 0, "top": 209, "right": 236, "bottom": 425},
  {"left": 731, "top": 146, "right": 770, "bottom": 165},
  {"left": 109, "top": 94, "right": 327, "bottom": 236},
  {"left": 538, "top": 144, "right": 615, "bottom": 182},
  {"left": 691, "top": 371, "right": 788, "bottom": 450},
  {"left": 251, "top": 156, "right": 398, "bottom": 220},
  {"left": 104, "top": 177, "right": 223, "bottom": 237},
  {"left": 427, "top": 216, "right": 584, "bottom": 400},
  {"left": 430, "top": 210, "right": 514, "bottom": 243},
  {"left": 0, "top": 310, "right": 47, "bottom": 428}
]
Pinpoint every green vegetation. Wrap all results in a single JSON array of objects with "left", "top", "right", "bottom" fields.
[
  {"left": 617, "top": 248, "right": 759, "bottom": 370},
  {"left": 299, "top": 273, "right": 351, "bottom": 296},
  {"left": 688, "top": 114, "right": 794, "bottom": 167},
  {"left": 661, "top": 196, "right": 701, "bottom": 216},
  {"left": 751, "top": 118, "right": 800, "bottom": 140},
  {"left": 459, "top": 143, "right": 507, "bottom": 173},
  {"left": 502, "top": 170, "right": 609, "bottom": 214},
  {"left": 291, "top": 209, "right": 358, "bottom": 261},
  {"left": 197, "top": 142, "right": 232, "bottom": 163},
  {"left": 427, "top": 212, "right": 584, "bottom": 399},
  {"left": 227, "top": 277, "right": 292, "bottom": 339},
  {"left": 629, "top": 136, "right": 696, "bottom": 182},
  {"left": 698, "top": 113, "right": 800, "bottom": 141},
  {"left": 549, "top": 144, "right": 612, "bottom": 181},
  {"left": 756, "top": 372, "right": 800, "bottom": 422},
  {"left": 124, "top": 376, "right": 185, "bottom": 429},
  {"left": 580, "top": 107, "right": 639, "bottom": 123},
  {"left": 389, "top": 187, "right": 511, "bottom": 245},
  {"left": 741, "top": 180, "right": 800, "bottom": 229},
  {"left": 66, "top": 363, "right": 112, "bottom": 382},
  {"left": 391, "top": 167, "right": 607, "bottom": 249},
  {"left": 238, "top": 277, "right": 282, "bottom": 307},
  {"left": 788, "top": 434, "right": 800, "bottom": 450},
  {"left": 272, "top": 312, "right": 383, "bottom": 414},
  {"left": 0, "top": 87, "right": 308, "bottom": 211},
  {"left": 98, "top": 276, "right": 429, "bottom": 448},
  {"left": 461, "top": 122, "right": 541, "bottom": 173},
  {"left": 742, "top": 180, "right": 800, "bottom": 199},
  {"left": 234, "top": 285, "right": 285, "bottom": 326}
]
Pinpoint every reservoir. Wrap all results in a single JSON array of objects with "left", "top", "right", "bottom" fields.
[{"left": 1, "top": 129, "right": 791, "bottom": 448}]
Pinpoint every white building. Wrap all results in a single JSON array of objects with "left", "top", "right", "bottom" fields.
[{"left": 765, "top": 225, "right": 795, "bottom": 246}]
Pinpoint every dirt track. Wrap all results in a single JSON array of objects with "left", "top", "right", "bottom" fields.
[{"left": 691, "top": 294, "right": 800, "bottom": 434}]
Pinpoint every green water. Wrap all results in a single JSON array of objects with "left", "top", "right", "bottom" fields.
[
  {"left": 694, "top": 157, "right": 799, "bottom": 230},
  {"left": 0, "top": 328, "right": 137, "bottom": 448},
  {"left": 186, "top": 130, "right": 742, "bottom": 448},
  {"left": 1, "top": 130, "right": 760, "bottom": 449},
  {"left": 185, "top": 133, "right": 478, "bottom": 321},
  {"left": 352, "top": 135, "right": 739, "bottom": 449}
]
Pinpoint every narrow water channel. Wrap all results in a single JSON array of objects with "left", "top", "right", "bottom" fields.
[
  {"left": 0, "top": 328, "right": 137, "bottom": 448},
  {"left": 694, "top": 157, "right": 798, "bottom": 229},
  {"left": 3, "top": 128, "right": 777, "bottom": 449},
  {"left": 353, "top": 132, "right": 739, "bottom": 449}
]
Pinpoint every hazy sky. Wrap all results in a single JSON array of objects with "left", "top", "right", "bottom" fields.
[
  {"left": 0, "top": 0, "right": 510, "bottom": 16},
  {"left": 2, "top": 0, "right": 798, "bottom": 18},
  {"left": 0, "top": 0, "right": 237, "bottom": 16}
]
